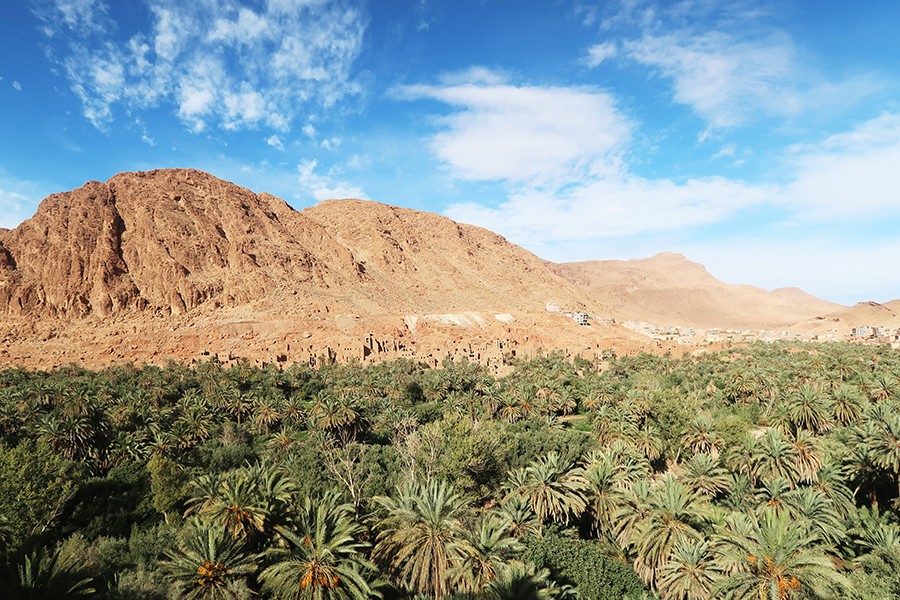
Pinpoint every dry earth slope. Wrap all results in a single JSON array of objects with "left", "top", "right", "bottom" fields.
[
  {"left": 0, "top": 169, "right": 641, "bottom": 368},
  {"left": 550, "top": 253, "right": 844, "bottom": 329}
]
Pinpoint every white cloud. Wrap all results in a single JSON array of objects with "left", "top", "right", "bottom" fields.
[
  {"left": 398, "top": 74, "right": 632, "bottom": 185},
  {"left": 625, "top": 31, "right": 801, "bottom": 130},
  {"left": 32, "top": 0, "right": 108, "bottom": 35},
  {"left": 446, "top": 175, "right": 767, "bottom": 242},
  {"left": 396, "top": 71, "right": 772, "bottom": 240},
  {"left": 12, "top": 81, "right": 22, "bottom": 92},
  {"left": 0, "top": 171, "right": 49, "bottom": 229},
  {"left": 266, "top": 134, "right": 284, "bottom": 150},
  {"left": 780, "top": 112, "right": 900, "bottom": 218},
  {"left": 37, "top": 0, "right": 366, "bottom": 133},
  {"left": 584, "top": 42, "right": 618, "bottom": 67},
  {"left": 296, "top": 159, "right": 366, "bottom": 201}
]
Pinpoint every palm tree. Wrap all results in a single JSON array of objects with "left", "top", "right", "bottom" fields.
[
  {"left": 497, "top": 495, "right": 541, "bottom": 539},
  {"left": 680, "top": 414, "right": 724, "bottom": 460},
  {"left": 497, "top": 394, "right": 523, "bottom": 424},
  {"left": 253, "top": 394, "right": 282, "bottom": 435},
  {"left": 784, "top": 384, "right": 833, "bottom": 434},
  {"left": 866, "top": 372, "right": 897, "bottom": 403},
  {"left": 309, "top": 391, "right": 359, "bottom": 437},
  {"left": 162, "top": 518, "right": 257, "bottom": 599},
  {"left": 0, "top": 543, "right": 96, "bottom": 599},
  {"left": 504, "top": 452, "right": 587, "bottom": 526},
  {"left": 830, "top": 384, "right": 864, "bottom": 426},
  {"left": 186, "top": 463, "right": 298, "bottom": 542},
  {"left": 812, "top": 462, "right": 855, "bottom": 517},
  {"left": 827, "top": 348, "right": 860, "bottom": 386},
  {"left": 634, "top": 421, "right": 664, "bottom": 462},
  {"left": 790, "top": 429, "right": 823, "bottom": 484},
  {"left": 657, "top": 539, "right": 716, "bottom": 600},
  {"left": 373, "top": 480, "right": 474, "bottom": 599},
  {"left": 680, "top": 453, "right": 732, "bottom": 498},
  {"left": 452, "top": 513, "right": 521, "bottom": 594},
  {"left": 711, "top": 509, "right": 850, "bottom": 599},
  {"left": 754, "top": 477, "right": 792, "bottom": 511},
  {"left": 592, "top": 405, "right": 637, "bottom": 445},
  {"left": 627, "top": 475, "right": 711, "bottom": 589},
  {"left": 582, "top": 445, "right": 646, "bottom": 541},
  {"left": 783, "top": 487, "right": 845, "bottom": 547},
  {"left": 202, "top": 476, "right": 269, "bottom": 540},
  {"left": 752, "top": 429, "right": 800, "bottom": 486},
  {"left": 479, "top": 561, "right": 565, "bottom": 600},
  {"left": 174, "top": 400, "right": 217, "bottom": 448},
  {"left": 864, "top": 411, "right": 900, "bottom": 497},
  {"left": 260, "top": 493, "right": 378, "bottom": 600}
]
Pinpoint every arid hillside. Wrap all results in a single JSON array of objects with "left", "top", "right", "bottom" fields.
[
  {"left": 790, "top": 301, "right": 900, "bottom": 337},
  {"left": 0, "top": 169, "right": 641, "bottom": 368},
  {"left": 0, "top": 169, "right": 876, "bottom": 369},
  {"left": 0, "top": 169, "right": 589, "bottom": 319},
  {"left": 551, "top": 253, "right": 844, "bottom": 329}
]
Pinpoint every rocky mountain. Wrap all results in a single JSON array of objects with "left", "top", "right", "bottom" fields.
[
  {"left": 0, "top": 169, "right": 622, "bottom": 368},
  {"left": 550, "top": 253, "right": 844, "bottom": 329},
  {"left": 0, "top": 169, "right": 863, "bottom": 369},
  {"left": 0, "top": 169, "right": 588, "bottom": 320}
]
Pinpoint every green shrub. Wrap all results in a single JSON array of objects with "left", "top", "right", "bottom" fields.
[{"left": 523, "top": 531, "right": 648, "bottom": 600}]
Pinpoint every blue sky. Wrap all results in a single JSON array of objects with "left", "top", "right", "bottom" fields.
[{"left": 2, "top": 0, "right": 899, "bottom": 305}]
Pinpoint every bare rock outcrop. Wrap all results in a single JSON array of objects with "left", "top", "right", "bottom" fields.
[
  {"left": 0, "top": 169, "right": 590, "bottom": 320},
  {"left": 0, "top": 168, "right": 860, "bottom": 369}
]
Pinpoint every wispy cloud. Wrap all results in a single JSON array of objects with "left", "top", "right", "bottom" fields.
[
  {"left": 397, "top": 73, "right": 631, "bottom": 185},
  {"left": 781, "top": 112, "right": 900, "bottom": 218},
  {"left": 34, "top": 0, "right": 366, "bottom": 133},
  {"left": 0, "top": 171, "right": 50, "bottom": 229},
  {"left": 624, "top": 31, "right": 802, "bottom": 131},
  {"left": 593, "top": 1, "right": 883, "bottom": 136},
  {"left": 32, "top": 0, "right": 108, "bottom": 35},
  {"left": 297, "top": 159, "right": 366, "bottom": 202},
  {"left": 583, "top": 42, "right": 618, "bottom": 67}
]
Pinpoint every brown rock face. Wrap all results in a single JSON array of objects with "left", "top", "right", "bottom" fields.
[
  {"left": 0, "top": 168, "right": 858, "bottom": 370},
  {"left": 0, "top": 180, "right": 137, "bottom": 317},
  {"left": 0, "top": 168, "right": 588, "bottom": 320}
]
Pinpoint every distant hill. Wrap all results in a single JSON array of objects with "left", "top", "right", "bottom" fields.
[
  {"left": 790, "top": 300, "right": 900, "bottom": 336},
  {"left": 550, "top": 253, "right": 844, "bottom": 329}
]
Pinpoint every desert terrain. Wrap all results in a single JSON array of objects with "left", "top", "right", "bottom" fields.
[{"left": 1, "top": 169, "right": 896, "bottom": 370}]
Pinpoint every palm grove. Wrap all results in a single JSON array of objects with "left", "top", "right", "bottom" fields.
[{"left": 1, "top": 342, "right": 900, "bottom": 599}]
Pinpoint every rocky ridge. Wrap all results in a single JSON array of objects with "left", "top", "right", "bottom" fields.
[{"left": 0, "top": 169, "right": 858, "bottom": 369}]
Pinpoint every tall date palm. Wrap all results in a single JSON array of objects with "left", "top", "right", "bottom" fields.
[
  {"left": 373, "top": 480, "right": 474, "bottom": 599},
  {"left": 260, "top": 493, "right": 378, "bottom": 600}
]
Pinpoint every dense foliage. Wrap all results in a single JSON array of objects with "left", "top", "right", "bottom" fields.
[{"left": 1, "top": 342, "right": 899, "bottom": 599}]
